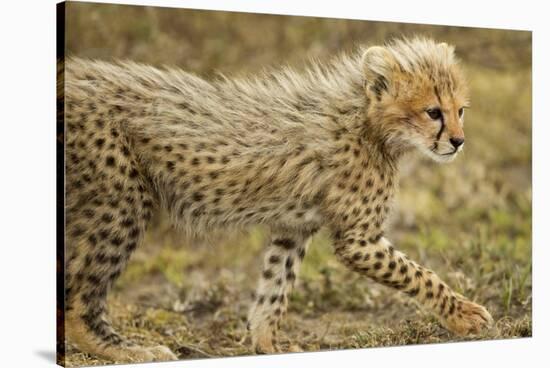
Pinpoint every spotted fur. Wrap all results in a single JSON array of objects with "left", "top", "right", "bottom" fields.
[{"left": 62, "top": 37, "right": 492, "bottom": 361}]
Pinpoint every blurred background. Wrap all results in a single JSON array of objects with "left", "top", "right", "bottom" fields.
[{"left": 64, "top": 2, "right": 532, "bottom": 365}]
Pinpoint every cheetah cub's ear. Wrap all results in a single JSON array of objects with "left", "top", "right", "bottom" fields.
[{"left": 361, "top": 45, "right": 397, "bottom": 99}]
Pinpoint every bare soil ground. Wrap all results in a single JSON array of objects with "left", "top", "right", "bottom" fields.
[{"left": 63, "top": 3, "right": 532, "bottom": 366}]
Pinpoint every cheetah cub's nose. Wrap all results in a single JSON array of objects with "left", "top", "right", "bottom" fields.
[{"left": 449, "top": 137, "right": 465, "bottom": 149}]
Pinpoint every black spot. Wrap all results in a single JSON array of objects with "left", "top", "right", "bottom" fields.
[
  {"left": 83, "top": 209, "right": 95, "bottom": 219},
  {"left": 448, "top": 303, "right": 456, "bottom": 315},
  {"left": 88, "top": 234, "right": 97, "bottom": 246},
  {"left": 105, "top": 156, "right": 115, "bottom": 167},
  {"left": 126, "top": 242, "right": 137, "bottom": 252},
  {"left": 166, "top": 161, "right": 175, "bottom": 172},
  {"left": 273, "top": 238, "right": 296, "bottom": 249},
  {"left": 95, "top": 253, "right": 108, "bottom": 264},
  {"left": 375, "top": 251, "right": 385, "bottom": 259},
  {"left": 95, "top": 138, "right": 105, "bottom": 148},
  {"left": 87, "top": 274, "right": 101, "bottom": 284},
  {"left": 128, "top": 227, "right": 140, "bottom": 239},
  {"left": 192, "top": 192, "right": 204, "bottom": 202},
  {"left": 285, "top": 257, "right": 294, "bottom": 269},
  {"left": 98, "top": 229, "right": 110, "bottom": 240},
  {"left": 128, "top": 168, "right": 138, "bottom": 179},
  {"left": 120, "top": 218, "right": 134, "bottom": 228},
  {"left": 110, "top": 236, "right": 124, "bottom": 246},
  {"left": 437, "top": 284, "right": 445, "bottom": 297},
  {"left": 109, "top": 255, "right": 121, "bottom": 266},
  {"left": 101, "top": 213, "right": 113, "bottom": 223},
  {"left": 269, "top": 255, "right": 280, "bottom": 264},
  {"left": 286, "top": 271, "right": 296, "bottom": 281},
  {"left": 121, "top": 146, "right": 130, "bottom": 157},
  {"left": 370, "top": 233, "right": 383, "bottom": 243},
  {"left": 263, "top": 270, "right": 273, "bottom": 279},
  {"left": 373, "top": 262, "right": 382, "bottom": 270}
]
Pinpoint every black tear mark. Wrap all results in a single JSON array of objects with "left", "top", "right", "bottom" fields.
[{"left": 433, "top": 86, "right": 445, "bottom": 151}]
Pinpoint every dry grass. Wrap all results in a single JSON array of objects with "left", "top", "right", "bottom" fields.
[{"left": 62, "top": 2, "right": 532, "bottom": 366}]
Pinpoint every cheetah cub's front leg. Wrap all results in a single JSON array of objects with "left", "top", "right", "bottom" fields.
[
  {"left": 333, "top": 235, "right": 493, "bottom": 335},
  {"left": 247, "top": 230, "right": 313, "bottom": 354}
]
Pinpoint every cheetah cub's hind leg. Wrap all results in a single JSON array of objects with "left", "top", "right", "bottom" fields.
[
  {"left": 247, "top": 230, "right": 314, "bottom": 354},
  {"left": 64, "top": 182, "right": 177, "bottom": 362}
]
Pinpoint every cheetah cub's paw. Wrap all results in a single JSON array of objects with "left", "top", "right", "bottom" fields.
[
  {"left": 253, "top": 324, "right": 288, "bottom": 354},
  {"left": 116, "top": 345, "right": 177, "bottom": 363},
  {"left": 254, "top": 334, "right": 278, "bottom": 354},
  {"left": 442, "top": 299, "right": 493, "bottom": 336},
  {"left": 253, "top": 335, "right": 303, "bottom": 354},
  {"left": 147, "top": 345, "right": 178, "bottom": 361}
]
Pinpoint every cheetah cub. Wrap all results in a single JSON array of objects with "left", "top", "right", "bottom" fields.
[{"left": 61, "top": 37, "right": 493, "bottom": 362}]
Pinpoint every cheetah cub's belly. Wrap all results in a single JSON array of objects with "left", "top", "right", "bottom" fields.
[{"left": 278, "top": 205, "right": 323, "bottom": 230}]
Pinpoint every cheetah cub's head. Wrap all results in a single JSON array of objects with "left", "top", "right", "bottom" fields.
[{"left": 362, "top": 37, "right": 469, "bottom": 163}]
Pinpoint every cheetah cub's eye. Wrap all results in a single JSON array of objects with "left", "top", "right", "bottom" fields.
[
  {"left": 426, "top": 108, "right": 442, "bottom": 120},
  {"left": 458, "top": 107, "right": 465, "bottom": 119}
]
